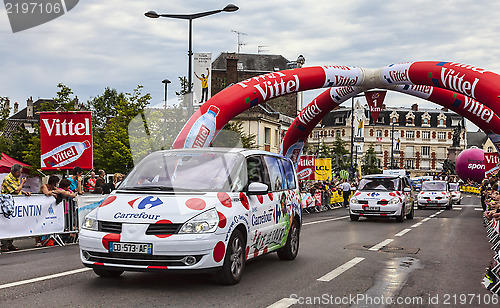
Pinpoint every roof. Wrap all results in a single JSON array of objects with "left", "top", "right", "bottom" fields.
[
  {"left": 0, "top": 153, "right": 31, "bottom": 173},
  {"left": 467, "top": 131, "right": 487, "bottom": 148}
]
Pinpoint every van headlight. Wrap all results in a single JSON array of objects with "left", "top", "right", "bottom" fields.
[
  {"left": 179, "top": 208, "right": 218, "bottom": 234},
  {"left": 350, "top": 197, "right": 358, "bottom": 204},
  {"left": 389, "top": 198, "right": 400, "bottom": 204},
  {"left": 82, "top": 217, "right": 98, "bottom": 231}
]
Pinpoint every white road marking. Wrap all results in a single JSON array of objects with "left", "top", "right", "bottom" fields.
[
  {"left": 317, "top": 257, "right": 365, "bottom": 282},
  {"left": 475, "top": 208, "right": 483, "bottom": 211},
  {"left": 0, "top": 268, "right": 92, "bottom": 290},
  {"left": 411, "top": 222, "right": 422, "bottom": 228},
  {"left": 303, "top": 215, "right": 349, "bottom": 226},
  {"left": 453, "top": 208, "right": 462, "bottom": 211},
  {"left": 422, "top": 217, "right": 431, "bottom": 222},
  {"left": 368, "top": 239, "right": 394, "bottom": 251},
  {"left": 395, "top": 229, "right": 412, "bottom": 237},
  {"left": 267, "top": 298, "right": 298, "bottom": 308}
]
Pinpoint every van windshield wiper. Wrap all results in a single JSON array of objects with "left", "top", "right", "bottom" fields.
[{"left": 125, "top": 186, "right": 175, "bottom": 191}]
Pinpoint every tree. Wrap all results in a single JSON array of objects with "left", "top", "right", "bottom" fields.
[
  {"left": 330, "top": 136, "right": 350, "bottom": 173},
  {"left": 362, "top": 145, "right": 382, "bottom": 175},
  {"left": 441, "top": 159, "right": 456, "bottom": 175},
  {"left": 211, "top": 121, "right": 257, "bottom": 149}
]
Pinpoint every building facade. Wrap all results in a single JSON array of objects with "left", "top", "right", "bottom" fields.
[{"left": 307, "top": 102, "right": 467, "bottom": 176}]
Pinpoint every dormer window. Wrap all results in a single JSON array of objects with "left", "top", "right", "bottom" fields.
[
  {"left": 390, "top": 111, "right": 399, "bottom": 125},
  {"left": 421, "top": 111, "right": 431, "bottom": 127},
  {"left": 437, "top": 112, "right": 447, "bottom": 127},
  {"left": 405, "top": 110, "right": 415, "bottom": 126}
]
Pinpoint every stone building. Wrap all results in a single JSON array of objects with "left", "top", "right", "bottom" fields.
[{"left": 307, "top": 102, "right": 467, "bottom": 176}]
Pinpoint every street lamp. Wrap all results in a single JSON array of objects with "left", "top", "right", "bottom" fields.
[
  {"left": 390, "top": 117, "right": 396, "bottom": 169},
  {"left": 296, "top": 55, "right": 305, "bottom": 114},
  {"left": 162, "top": 79, "right": 171, "bottom": 109},
  {"left": 350, "top": 94, "right": 364, "bottom": 180},
  {"left": 145, "top": 4, "right": 239, "bottom": 116}
]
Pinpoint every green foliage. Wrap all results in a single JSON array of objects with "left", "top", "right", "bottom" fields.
[
  {"left": 441, "top": 158, "right": 456, "bottom": 175},
  {"left": 211, "top": 121, "right": 257, "bottom": 149},
  {"left": 362, "top": 144, "right": 382, "bottom": 175},
  {"left": 0, "top": 97, "right": 10, "bottom": 131}
]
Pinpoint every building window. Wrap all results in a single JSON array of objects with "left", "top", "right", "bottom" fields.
[
  {"left": 405, "top": 159, "right": 414, "bottom": 169},
  {"left": 422, "top": 131, "right": 430, "bottom": 139},
  {"left": 439, "top": 118, "right": 445, "bottom": 126},
  {"left": 420, "top": 160, "right": 430, "bottom": 170},
  {"left": 376, "top": 130, "right": 382, "bottom": 138},
  {"left": 405, "top": 131, "right": 415, "bottom": 139},
  {"left": 422, "top": 146, "right": 430, "bottom": 157},
  {"left": 406, "top": 146, "right": 414, "bottom": 157},
  {"left": 488, "top": 146, "right": 494, "bottom": 152},
  {"left": 265, "top": 127, "right": 271, "bottom": 145},
  {"left": 375, "top": 145, "right": 382, "bottom": 154},
  {"left": 438, "top": 132, "right": 446, "bottom": 140},
  {"left": 423, "top": 118, "right": 429, "bottom": 125},
  {"left": 406, "top": 118, "right": 414, "bottom": 125},
  {"left": 313, "top": 131, "right": 319, "bottom": 139}
]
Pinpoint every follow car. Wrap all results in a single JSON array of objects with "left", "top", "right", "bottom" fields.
[
  {"left": 349, "top": 174, "right": 414, "bottom": 222},
  {"left": 79, "top": 148, "right": 302, "bottom": 284}
]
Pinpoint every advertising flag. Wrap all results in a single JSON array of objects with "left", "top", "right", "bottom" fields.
[
  {"left": 315, "top": 158, "right": 331, "bottom": 181},
  {"left": 40, "top": 111, "right": 93, "bottom": 170},
  {"left": 297, "top": 155, "right": 315, "bottom": 180},
  {"left": 364, "top": 90, "right": 387, "bottom": 123},
  {"left": 193, "top": 52, "right": 212, "bottom": 108},
  {"left": 484, "top": 152, "right": 499, "bottom": 178}
]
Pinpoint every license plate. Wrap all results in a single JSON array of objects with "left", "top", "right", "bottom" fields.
[
  {"left": 366, "top": 206, "right": 380, "bottom": 211},
  {"left": 109, "top": 242, "right": 152, "bottom": 254}
]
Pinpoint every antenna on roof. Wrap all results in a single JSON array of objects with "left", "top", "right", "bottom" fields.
[{"left": 231, "top": 30, "right": 247, "bottom": 53}]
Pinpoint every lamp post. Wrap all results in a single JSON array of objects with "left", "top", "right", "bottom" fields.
[
  {"left": 296, "top": 55, "right": 305, "bottom": 114},
  {"left": 162, "top": 79, "right": 171, "bottom": 109},
  {"left": 350, "top": 94, "right": 364, "bottom": 180},
  {"left": 145, "top": 4, "right": 239, "bottom": 116},
  {"left": 390, "top": 118, "right": 395, "bottom": 169}
]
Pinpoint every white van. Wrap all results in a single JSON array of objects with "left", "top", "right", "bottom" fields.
[{"left": 79, "top": 148, "right": 302, "bottom": 284}]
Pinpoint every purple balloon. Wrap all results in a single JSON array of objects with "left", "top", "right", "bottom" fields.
[{"left": 455, "top": 148, "right": 485, "bottom": 183}]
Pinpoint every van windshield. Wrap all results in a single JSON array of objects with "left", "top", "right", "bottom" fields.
[
  {"left": 358, "top": 178, "right": 399, "bottom": 191},
  {"left": 422, "top": 181, "right": 447, "bottom": 191},
  {"left": 120, "top": 151, "right": 247, "bottom": 192}
]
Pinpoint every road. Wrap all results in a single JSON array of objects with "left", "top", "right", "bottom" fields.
[{"left": 0, "top": 194, "right": 497, "bottom": 307}]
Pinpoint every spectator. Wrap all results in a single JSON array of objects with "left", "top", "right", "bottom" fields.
[
  {"left": 113, "top": 173, "right": 124, "bottom": 189},
  {"left": 92, "top": 186, "right": 104, "bottom": 195},
  {"left": 339, "top": 179, "right": 351, "bottom": 208},
  {"left": 87, "top": 171, "right": 96, "bottom": 192},
  {"left": 1, "top": 163, "right": 31, "bottom": 252},
  {"left": 95, "top": 169, "right": 106, "bottom": 188},
  {"left": 68, "top": 166, "right": 84, "bottom": 195}
]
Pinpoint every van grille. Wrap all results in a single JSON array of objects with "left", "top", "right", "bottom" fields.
[
  {"left": 98, "top": 221, "right": 122, "bottom": 234},
  {"left": 146, "top": 223, "right": 182, "bottom": 235}
]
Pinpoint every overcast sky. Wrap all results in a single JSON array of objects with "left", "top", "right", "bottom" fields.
[{"left": 1, "top": 0, "right": 499, "bottom": 131}]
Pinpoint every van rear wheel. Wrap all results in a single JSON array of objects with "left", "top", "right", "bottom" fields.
[{"left": 277, "top": 219, "right": 300, "bottom": 260}]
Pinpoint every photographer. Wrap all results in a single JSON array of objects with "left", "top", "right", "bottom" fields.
[{"left": 1, "top": 164, "right": 31, "bottom": 252}]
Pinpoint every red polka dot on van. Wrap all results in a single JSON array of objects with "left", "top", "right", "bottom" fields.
[
  {"left": 100, "top": 196, "right": 117, "bottom": 207},
  {"left": 102, "top": 233, "right": 121, "bottom": 250},
  {"left": 268, "top": 193, "right": 274, "bottom": 201},
  {"left": 213, "top": 241, "right": 225, "bottom": 262},
  {"left": 257, "top": 195, "right": 264, "bottom": 204},
  {"left": 245, "top": 246, "right": 250, "bottom": 259},
  {"left": 154, "top": 220, "right": 173, "bottom": 238},
  {"left": 240, "top": 193, "right": 249, "bottom": 210},
  {"left": 217, "top": 211, "right": 227, "bottom": 228},
  {"left": 218, "top": 192, "right": 232, "bottom": 208},
  {"left": 185, "top": 198, "right": 206, "bottom": 210}
]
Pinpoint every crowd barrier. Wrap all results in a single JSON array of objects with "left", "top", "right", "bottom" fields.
[
  {"left": 0, "top": 194, "right": 106, "bottom": 246},
  {"left": 301, "top": 189, "right": 353, "bottom": 212},
  {"left": 460, "top": 185, "right": 481, "bottom": 195},
  {"left": 483, "top": 216, "right": 500, "bottom": 295}
]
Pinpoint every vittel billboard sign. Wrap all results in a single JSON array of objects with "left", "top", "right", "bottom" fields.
[{"left": 40, "top": 111, "right": 93, "bottom": 170}]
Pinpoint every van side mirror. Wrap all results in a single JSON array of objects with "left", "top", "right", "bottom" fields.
[{"left": 247, "top": 182, "right": 269, "bottom": 195}]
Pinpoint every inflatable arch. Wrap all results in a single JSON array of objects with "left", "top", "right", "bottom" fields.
[
  {"left": 281, "top": 85, "right": 500, "bottom": 164},
  {"left": 172, "top": 61, "right": 500, "bottom": 164}
]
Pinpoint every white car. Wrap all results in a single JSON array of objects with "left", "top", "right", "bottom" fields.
[
  {"left": 449, "top": 183, "right": 462, "bottom": 205},
  {"left": 79, "top": 148, "right": 302, "bottom": 285},
  {"left": 349, "top": 174, "right": 414, "bottom": 222},
  {"left": 417, "top": 180, "right": 452, "bottom": 210}
]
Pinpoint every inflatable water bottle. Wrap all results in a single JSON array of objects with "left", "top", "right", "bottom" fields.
[{"left": 184, "top": 105, "right": 220, "bottom": 148}]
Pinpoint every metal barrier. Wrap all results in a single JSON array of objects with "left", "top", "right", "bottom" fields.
[{"left": 483, "top": 216, "right": 500, "bottom": 294}]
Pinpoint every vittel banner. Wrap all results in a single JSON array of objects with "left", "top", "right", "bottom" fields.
[
  {"left": 296, "top": 155, "right": 315, "bottom": 181},
  {"left": 40, "top": 111, "right": 93, "bottom": 170}
]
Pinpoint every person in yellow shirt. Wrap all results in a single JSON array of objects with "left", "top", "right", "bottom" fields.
[
  {"left": 195, "top": 68, "right": 210, "bottom": 103},
  {"left": 1, "top": 163, "right": 31, "bottom": 252}
]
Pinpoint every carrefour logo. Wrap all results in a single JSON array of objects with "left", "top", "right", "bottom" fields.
[
  {"left": 128, "top": 196, "right": 163, "bottom": 210},
  {"left": 370, "top": 192, "right": 380, "bottom": 197}
]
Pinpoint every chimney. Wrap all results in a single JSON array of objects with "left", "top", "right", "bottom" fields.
[
  {"left": 411, "top": 103, "right": 418, "bottom": 111},
  {"left": 4, "top": 98, "right": 9, "bottom": 110},
  {"left": 27, "top": 96, "right": 33, "bottom": 119},
  {"left": 226, "top": 55, "right": 239, "bottom": 85},
  {"left": 13, "top": 102, "right": 18, "bottom": 114},
  {"left": 74, "top": 95, "right": 79, "bottom": 109}
]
